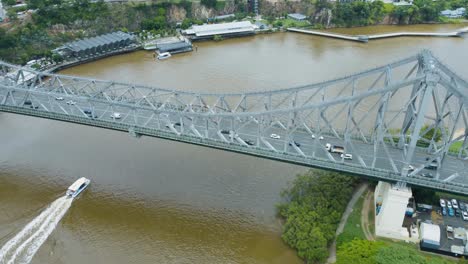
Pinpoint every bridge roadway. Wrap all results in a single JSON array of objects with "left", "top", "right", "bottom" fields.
[{"left": 2, "top": 88, "right": 467, "bottom": 195}]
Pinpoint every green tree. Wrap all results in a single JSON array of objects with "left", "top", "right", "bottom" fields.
[
  {"left": 1, "top": 0, "right": 16, "bottom": 6},
  {"left": 201, "top": 0, "right": 217, "bottom": 9},
  {"left": 337, "top": 239, "right": 384, "bottom": 264},
  {"left": 278, "top": 171, "right": 357, "bottom": 263}
]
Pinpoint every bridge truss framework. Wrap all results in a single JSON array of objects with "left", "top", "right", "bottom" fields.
[{"left": 1, "top": 50, "right": 467, "bottom": 194}]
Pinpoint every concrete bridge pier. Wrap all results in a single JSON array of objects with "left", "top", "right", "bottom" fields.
[{"left": 374, "top": 181, "right": 413, "bottom": 241}]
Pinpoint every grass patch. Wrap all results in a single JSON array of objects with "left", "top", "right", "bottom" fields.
[
  {"left": 336, "top": 193, "right": 366, "bottom": 247},
  {"left": 449, "top": 141, "right": 464, "bottom": 154},
  {"left": 368, "top": 198, "right": 375, "bottom": 235},
  {"left": 277, "top": 18, "right": 310, "bottom": 28},
  {"left": 439, "top": 17, "right": 466, "bottom": 24},
  {"left": 377, "top": 238, "right": 458, "bottom": 263}
]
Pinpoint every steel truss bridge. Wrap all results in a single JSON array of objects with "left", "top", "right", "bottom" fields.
[{"left": 1, "top": 51, "right": 468, "bottom": 195}]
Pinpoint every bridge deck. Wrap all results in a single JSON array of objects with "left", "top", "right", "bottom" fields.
[{"left": 1, "top": 51, "right": 467, "bottom": 194}]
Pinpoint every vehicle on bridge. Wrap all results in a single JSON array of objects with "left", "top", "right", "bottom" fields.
[
  {"left": 289, "top": 141, "right": 301, "bottom": 147},
  {"left": 84, "top": 109, "right": 97, "bottom": 118},
  {"left": 330, "top": 145, "right": 344, "bottom": 154},
  {"left": 341, "top": 154, "right": 353, "bottom": 160},
  {"left": 270, "top": 134, "right": 280, "bottom": 139},
  {"left": 23, "top": 100, "right": 38, "bottom": 109},
  {"left": 111, "top": 112, "right": 122, "bottom": 119}
]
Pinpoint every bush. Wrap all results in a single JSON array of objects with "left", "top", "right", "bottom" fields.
[{"left": 213, "top": 35, "right": 224, "bottom": 41}]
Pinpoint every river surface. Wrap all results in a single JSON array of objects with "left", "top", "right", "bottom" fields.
[{"left": 1, "top": 24, "right": 467, "bottom": 264}]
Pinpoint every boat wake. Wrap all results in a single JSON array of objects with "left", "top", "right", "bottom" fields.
[{"left": 0, "top": 196, "right": 73, "bottom": 264}]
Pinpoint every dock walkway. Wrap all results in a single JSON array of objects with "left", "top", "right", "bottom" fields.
[{"left": 288, "top": 26, "right": 468, "bottom": 43}]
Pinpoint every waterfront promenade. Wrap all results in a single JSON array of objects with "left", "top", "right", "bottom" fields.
[{"left": 288, "top": 26, "right": 468, "bottom": 42}]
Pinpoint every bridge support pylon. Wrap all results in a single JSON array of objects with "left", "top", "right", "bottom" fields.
[{"left": 374, "top": 181, "right": 414, "bottom": 241}]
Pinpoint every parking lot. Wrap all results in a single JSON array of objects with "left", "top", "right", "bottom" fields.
[{"left": 405, "top": 197, "right": 468, "bottom": 255}]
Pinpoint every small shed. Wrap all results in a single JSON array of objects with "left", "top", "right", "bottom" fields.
[
  {"left": 288, "top": 13, "right": 307, "bottom": 21},
  {"left": 420, "top": 223, "right": 441, "bottom": 249}
]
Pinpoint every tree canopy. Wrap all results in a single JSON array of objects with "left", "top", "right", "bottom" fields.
[{"left": 278, "top": 170, "right": 357, "bottom": 263}]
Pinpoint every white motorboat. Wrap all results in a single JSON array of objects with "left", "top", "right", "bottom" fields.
[
  {"left": 66, "top": 177, "right": 90, "bottom": 198},
  {"left": 157, "top": 52, "right": 171, "bottom": 60}
]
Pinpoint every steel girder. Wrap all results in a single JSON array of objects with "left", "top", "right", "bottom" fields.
[{"left": 0, "top": 50, "right": 467, "bottom": 194}]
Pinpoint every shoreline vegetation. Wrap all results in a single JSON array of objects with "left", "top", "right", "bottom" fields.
[
  {"left": 276, "top": 170, "right": 358, "bottom": 263},
  {"left": 0, "top": 0, "right": 467, "bottom": 64}
]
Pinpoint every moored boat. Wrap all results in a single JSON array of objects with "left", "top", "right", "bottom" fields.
[{"left": 156, "top": 52, "right": 171, "bottom": 60}]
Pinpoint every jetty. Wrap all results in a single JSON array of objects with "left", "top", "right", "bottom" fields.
[
  {"left": 288, "top": 26, "right": 468, "bottom": 43},
  {"left": 143, "top": 36, "right": 192, "bottom": 54}
]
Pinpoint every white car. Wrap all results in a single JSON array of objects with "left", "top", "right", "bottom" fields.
[
  {"left": 66, "top": 100, "right": 76, "bottom": 105},
  {"left": 111, "top": 112, "right": 122, "bottom": 119},
  {"left": 270, "top": 134, "right": 280, "bottom": 139},
  {"left": 55, "top": 96, "right": 64, "bottom": 101},
  {"left": 462, "top": 211, "right": 468, "bottom": 221},
  {"left": 451, "top": 199, "right": 458, "bottom": 209},
  {"left": 319, "top": 136, "right": 324, "bottom": 140},
  {"left": 341, "top": 153, "right": 353, "bottom": 160},
  {"left": 447, "top": 201, "right": 452, "bottom": 209},
  {"left": 311, "top": 134, "right": 316, "bottom": 139},
  {"left": 406, "top": 165, "right": 415, "bottom": 172},
  {"left": 325, "top": 143, "right": 331, "bottom": 151},
  {"left": 439, "top": 199, "right": 446, "bottom": 208}
]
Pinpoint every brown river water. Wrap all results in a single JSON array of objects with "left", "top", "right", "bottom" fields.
[{"left": 0, "top": 24, "right": 467, "bottom": 264}]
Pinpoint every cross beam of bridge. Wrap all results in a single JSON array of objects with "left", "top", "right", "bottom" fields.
[{"left": 0, "top": 50, "right": 467, "bottom": 194}]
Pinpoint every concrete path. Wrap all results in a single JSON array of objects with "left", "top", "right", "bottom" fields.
[
  {"left": 361, "top": 190, "right": 375, "bottom": 241},
  {"left": 327, "top": 183, "right": 368, "bottom": 264}
]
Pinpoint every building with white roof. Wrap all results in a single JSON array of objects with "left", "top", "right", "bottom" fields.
[
  {"left": 183, "top": 21, "right": 256, "bottom": 40},
  {"left": 0, "top": 1, "right": 5, "bottom": 21},
  {"left": 441, "top": 7, "right": 466, "bottom": 18},
  {"left": 420, "top": 222, "right": 441, "bottom": 249},
  {"left": 288, "top": 13, "right": 307, "bottom": 21}
]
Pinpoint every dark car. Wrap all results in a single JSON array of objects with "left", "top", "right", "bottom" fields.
[
  {"left": 84, "top": 109, "right": 98, "bottom": 118},
  {"left": 244, "top": 139, "right": 254, "bottom": 146},
  {"left": 289, "top": 141, "right": 301, "bottom": 147},
  {"left": 221, "top": 130, "right": 230, "bottom": 134},
  {"left": 448, "top": 208, "right": 455, "bottom": 217},
  {"left": 421, "top": 173, "right": 434, "bottom": 178},
  {"left": 460, "top": 202, "right": 466, "bottom": 211},
  {"left": 24, "top": 100, "right": 39, "bottom": 109},
  {"left": 442, "top": 207, "right": 447, "bottom": 216},
  {"left": 174, "top": 122, "right": 181, "bottom": 126},
  {"left": 455, "top": 209, "right": 461, "bottom": 217},
  {"left": 425, "top": 161, "right": 438, "bottom": 170}
]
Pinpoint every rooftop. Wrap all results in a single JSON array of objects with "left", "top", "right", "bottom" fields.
[
  {"left": 157, "top": 41, "right": 192, "bottom": 52},
  {"left": 59, "top": 31, "right": 134, "bottom": 52},
  {"left": 288, "top": 13, "right": 307, "bottom": 20},
  {"left": 420, "top": 222, "right": 441, "bottom": 243},
  {"left": 184, "top": 21, "right": 255, "bottom": 37}
]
